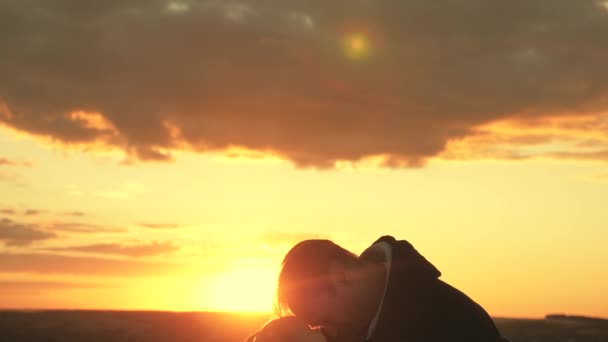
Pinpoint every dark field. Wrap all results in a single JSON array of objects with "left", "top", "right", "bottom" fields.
[{"left": 1, "top": 311, "right": 607, "bottom": 341}]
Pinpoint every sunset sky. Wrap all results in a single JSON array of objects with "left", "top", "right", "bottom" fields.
[{"left": 1, "top": 0, "right": 608, "bottom": 318}]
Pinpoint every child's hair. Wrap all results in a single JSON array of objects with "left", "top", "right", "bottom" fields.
[{"left": 246, "top": 316, "right": 310, "bottom": 342}]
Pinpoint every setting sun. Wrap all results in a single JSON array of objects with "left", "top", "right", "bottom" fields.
[
  {"left": 202, "top": 267, "right": 278, "bottom": 313},
  {"left": 2, "top": 1, "right": 608, "bottom": 337}
]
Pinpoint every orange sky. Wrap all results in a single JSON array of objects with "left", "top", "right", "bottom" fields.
[{"left": 1, "top": 0, "right": 608, "bottom": 318}]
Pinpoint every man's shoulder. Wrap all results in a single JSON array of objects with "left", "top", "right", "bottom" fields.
[
  {"left": 361, "top": 236, "right": 394, "bottom": 262},
  {"left": 367, "top": 235, "right": 442, "bottom": 279},
  {"left": 371, "top": 235, "right": 398, "bottom": 245},
  {"left": 370, "top": 235, "right": 418, "bottom": 252}
]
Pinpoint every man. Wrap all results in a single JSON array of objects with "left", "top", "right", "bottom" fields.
[{"left": 276, "top": 236, "right": 507, "bottom": 341}]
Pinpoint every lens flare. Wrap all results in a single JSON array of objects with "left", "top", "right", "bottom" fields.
[{"left": 343, "top": 33, "right": 371, "bottom": 61}]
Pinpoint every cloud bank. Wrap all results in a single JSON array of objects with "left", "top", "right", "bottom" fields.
[{"left": 1, "top": 0, "right": 607, "bottom": 167}]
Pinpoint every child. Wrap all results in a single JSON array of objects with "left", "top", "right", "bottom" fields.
[{"left": 247, "top": 316, "right": 327, "bottom": 342}]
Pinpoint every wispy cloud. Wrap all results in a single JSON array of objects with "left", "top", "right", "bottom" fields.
[
  {"left": 47, "top": 241, "right": 180, "bottom": 257},
  {"left": 0, "top": 208, "right": 17, "bottom": 215},
  {"left": 0, "top": 253, "right": 180, "bottom": 276},
  {"left": 0, "top": 218, "right": 56, "bottom": 246},
  {"left": 0, "top": 252, "right": 182, "bottom": 276},
  {"left": 137, "top": 223, "right": 183, "bottom": 229},
  {"left": 64, "top": 184, "right": 85, "bottom": 197},
  {"left": 441, "top": 114, "right": 608, "bottom": 162},
  {"left": 596, "top": 172, "right": 608, "bottom": 180},
  {"left": 0, "top": 157, "right": 31, "bottom": 167},
  {"left": 0, "top": 208, "right": 43, "bottom": 217},
  {"left": 24, "top": 209, "right": 44, "bottom": 216},
  {"left": 0, "top": 208, "right": 88, "bottom": 218},
  {"left": 581, "top": 171, "right": 608, "bottom": 184},
  {"left": 0, "top": 215, "right": 125, "bottom": 245},
  {"left": 0, "top": 158, "right": 14, "bottom": 166},
  {"left": 44, "top": 221, "right": 125, "bottom": 234},
  {"left": 95, "top": 181, "right": 148, "bottom": 199},
  {"left": 62, "top": 211, "right": 86, "bottom": 217},
  {"left": 0, "top": 280, "right": 110, "bottom": 291},
  {"left": 0, "top": 170, "right": 25, "bottom": 187},
  {"left": 549, "top": 150, "right": 608, "bottom": 161}
]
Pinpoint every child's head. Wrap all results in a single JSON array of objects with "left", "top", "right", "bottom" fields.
[{"left": 247, "top": 316, "right": 327, "bottom": 342}]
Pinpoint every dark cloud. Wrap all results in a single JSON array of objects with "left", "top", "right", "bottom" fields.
[
  {"left": 1, "top": 1, "right": 608, "bottom": 167},
  {"left": 137, "top": 222, "right": 183, "bottom": 229},
  {"left": 0, "top": 252, "right": 180, "bottom": 276},
  {"left": 0, "top": 218, "right": 56, "bottom": 246},
  {"left": 47, "top": 241, "right": 180, "bottom": 257}
]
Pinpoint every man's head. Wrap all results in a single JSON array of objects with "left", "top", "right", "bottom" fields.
[{"left": 276, "top": 240, "right": 369, "bottom": 338}]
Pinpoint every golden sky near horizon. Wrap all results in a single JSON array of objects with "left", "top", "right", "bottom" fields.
[{"left": 1, "top": 0, "right": 608, "bottom": 318}]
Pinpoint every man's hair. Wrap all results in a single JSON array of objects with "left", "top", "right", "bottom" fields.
[{"left": 275, "top": 239, "right": 359, "bottom": 316}]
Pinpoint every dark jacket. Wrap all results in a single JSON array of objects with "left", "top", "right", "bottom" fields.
[{"left": 361, "top": 236, "right": 506, "bottom": 342}]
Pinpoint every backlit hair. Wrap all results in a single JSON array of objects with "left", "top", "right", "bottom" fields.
[{"left": 275, "top": 239, "right": 359, "bottom": 317}]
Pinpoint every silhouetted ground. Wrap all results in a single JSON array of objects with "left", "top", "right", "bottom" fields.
[
  {"left": 496, "top": 315, "right": 608, "bottom": 342},
  {"left": 0, "top": 310, "right": 607, "bottom": 341}
]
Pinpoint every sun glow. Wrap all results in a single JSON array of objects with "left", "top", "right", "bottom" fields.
[
  {"left": 202, "top": 267, "right": 277, "bottom": 313},
  {"left": 344, "top": 33, "right": 371, "bottom": 60}
]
